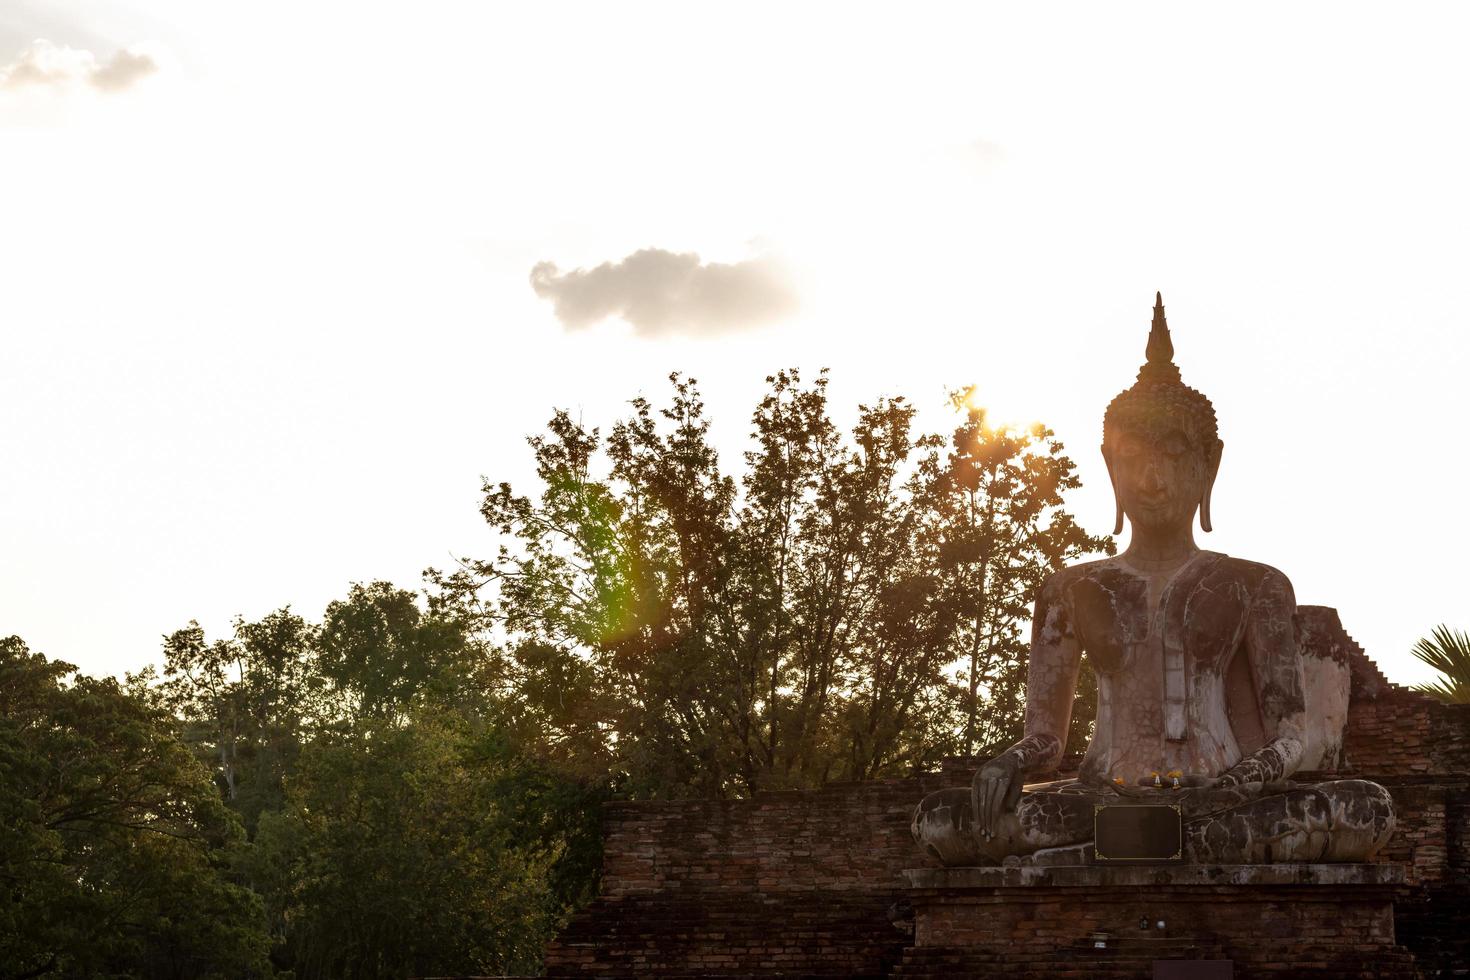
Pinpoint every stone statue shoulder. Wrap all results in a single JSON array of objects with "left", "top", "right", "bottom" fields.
[
  {"left": 1201, "top": 553, "right": 1298, "bottom": 604},
  {"left": 1036, "top": 555, "right": 1118, "bottom": 592},
  {"left": 1049, "top": 551, "right": 1295, "bottom": 594},
  {"left": 1029, "top": 559, "right": 1111, "bottom": 623}
]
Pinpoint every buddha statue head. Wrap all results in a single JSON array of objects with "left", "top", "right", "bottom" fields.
[{"left": 1102, "top": 293, "right": 1224, "bottom": 538}]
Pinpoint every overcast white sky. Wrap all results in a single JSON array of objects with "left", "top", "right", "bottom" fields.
[{"left": 1, "top": 2, "right": 1466, "bottom": 687}]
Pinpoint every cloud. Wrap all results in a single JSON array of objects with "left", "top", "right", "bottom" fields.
[
  {"left": 1, "top": 39, "right": 159, "bottom": 93},
  {"left": 89, "top": 47, "right": 159, "bottom": 92},
  {"left": 530, "top": 248, "right": 797, "bottom": 338}
]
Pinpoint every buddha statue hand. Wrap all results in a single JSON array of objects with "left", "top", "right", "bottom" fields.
[
  {"left": 972, "top": 733, "right": 1062, "bottom": 839},
  {"left": 972, "top": 753, "right": 1023, "bottom": 840}
]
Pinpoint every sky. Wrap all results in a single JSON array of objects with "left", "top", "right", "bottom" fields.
[{"left": 1, "top": 2, "right": 1466, "bottom": 688}]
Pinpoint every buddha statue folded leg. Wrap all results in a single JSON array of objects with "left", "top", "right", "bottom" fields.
[
  {"left": 911, "top": 787, "right": 982, "bottom": 865},
  {"left": 912, "top": 778, "right": 1395, "bottom": 866},
  {"left": 911, "top": 782, "right": 1102, "bottom": 866},
  {"left": 1184, "top": 778, "right": 1395, "bottom": 863}
]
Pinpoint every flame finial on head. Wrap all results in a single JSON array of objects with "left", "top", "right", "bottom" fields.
[
  {"left": 1104, "top": 291, "right": 1219, "bottom": 452},
  {"left": 1140, "top": 291, "right": 1181, "bottom": 384}
]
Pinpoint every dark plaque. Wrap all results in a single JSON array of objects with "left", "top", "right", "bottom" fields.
[{"left": 1094, "top": 804, "right": 1183, "bottom": 863}]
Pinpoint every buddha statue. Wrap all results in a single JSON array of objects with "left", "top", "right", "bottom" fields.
[{"left": 912, "top": 294, "right": 1395, "bottom": 867}]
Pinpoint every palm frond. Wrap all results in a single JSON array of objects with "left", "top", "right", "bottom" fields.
[{"left": 1410, "top": 625, "right": 1470, "bottom": 704}]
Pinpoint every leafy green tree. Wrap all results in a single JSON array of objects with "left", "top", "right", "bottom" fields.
[
  {"left": 316, "top": 581, "right": 475, "bottom": 722},
  {"left": 436, "top": 371, "right": 1110, "bottom": 797},
  {"left": 0, "top": 637, "right": 271, "bottom": 980},
  {"left": 159, "top": 583, "right": 483, "bottom": 839},
  {"left": 1411, "top": 625, "right": 1470, "bottom": 703},
  {"left": 249, "top": 710, "right": 577, "bottom": 980},
  {"left": 159, "top": 609, "right": 317, "bottom": 835},
  {"left": 159, "top": 587, "right": 604, "bottom": 978}
]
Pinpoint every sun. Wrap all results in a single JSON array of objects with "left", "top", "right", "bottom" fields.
[{"left": 957, "top": 390, "right": 1036, "bottom": 435}]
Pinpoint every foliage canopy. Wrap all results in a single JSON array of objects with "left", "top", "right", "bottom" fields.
[
  {"left": 435, "top": 372, "right": 1111, "bottom": 796},
  {"left": 0, "top": 637, "right": 271, "bottom": 980},
  {"left": 7, "top": 368, "right": 1112, "bottom": 978}
]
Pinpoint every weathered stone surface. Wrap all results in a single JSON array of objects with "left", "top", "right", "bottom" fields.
[
  {"left": 1296, "top": 605, "right": 1354, "bottom": 770},
  {"left": 917, "top": 295, "right": 1394, "bottom": 867},
  {"left": 904, "top": 861, "right": 1407, "bottom": 889}
]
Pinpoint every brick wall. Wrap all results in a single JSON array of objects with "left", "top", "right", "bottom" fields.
[
  {"left": 1346, "top": 686, "right": 1470, "bottom": 776},
  {"left": 599, "top": 776, "right": 963, "bottom": 898},
  {"left": 901, "top": 871, "right": 1414, "bottom": 977},
  {"left": 546, "top": 777, "right": 964, "bottom": 976},
  {"left": 1368, "top": 780, "right": 1453, "bottom": 883},
  {"left": 1339, "top": 682, "right": 1470, "bottom": 975}
]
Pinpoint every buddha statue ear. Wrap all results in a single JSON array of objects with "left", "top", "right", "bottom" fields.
[
  {"left": 1102, "top": 444, "right": 1124, "bottom": 536},
  {"left": 1199, "top": 440, "right": 1223, "bottom": 533}
]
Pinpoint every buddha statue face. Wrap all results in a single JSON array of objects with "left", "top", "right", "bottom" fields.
[{"left": 1104, "top": 424, "right": 1220, "bottom": 537}]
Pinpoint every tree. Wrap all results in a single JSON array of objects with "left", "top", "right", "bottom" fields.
[
  {"left": 0, "top": 637, "right": 271, "bottom": 980},
  {"left": 316, "top": 581, "right": 476, "bottom": 722},
  {"left": 919, "top": 389, "right": 1113, "bottom": 755},
  {"left": 159, "top": 609, "right": 318, "bottom": 835},
  {"left": 158, "top": 583, "right": 485, "bottom": 840},
  {"left": 1410, "top": 625, "right": 1470, "bottom": 704},
  {"left": 158, "top": 587, "right": 605, "bottom": 978},
  {"left": 247, "top": 709, "right": 586, "bottom": 980},
  {"left": 435, "top": 371, "right": 1110, "bottom": 798}
]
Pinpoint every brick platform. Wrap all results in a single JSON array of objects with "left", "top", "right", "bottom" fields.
[{"left": 898, "top": 864, "right": 1417, "bottom": 977}]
